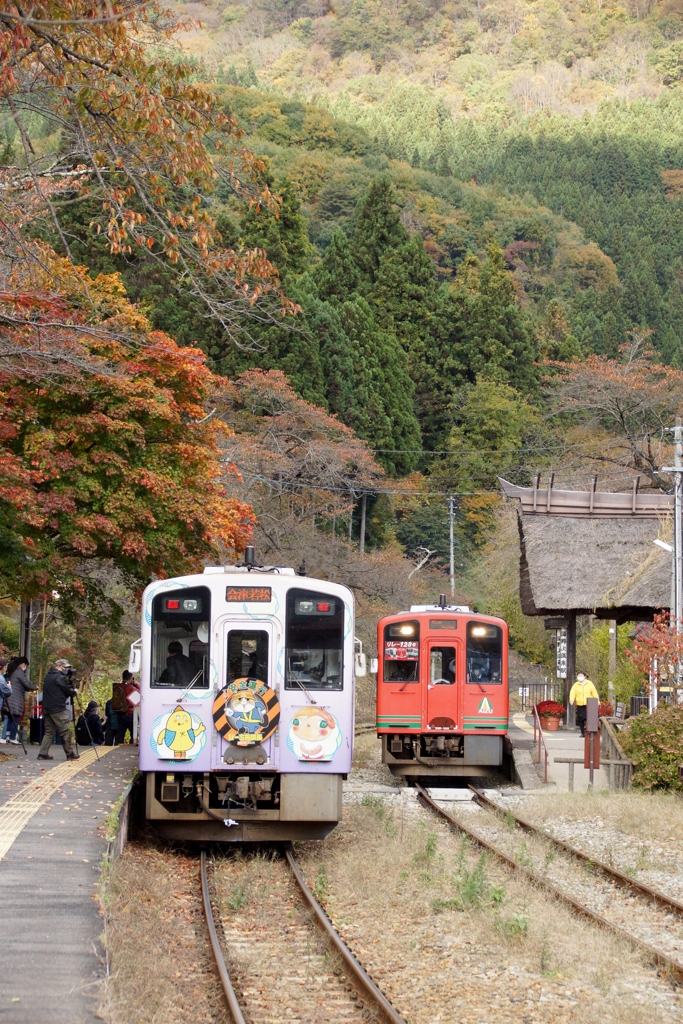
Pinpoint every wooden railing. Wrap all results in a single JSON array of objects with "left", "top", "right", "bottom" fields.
[
  {"left": 600, "top": 717, "right": 634, "bottom": 790},
  {"left": 532, "top": 705, "right": 550, "bottom": 784}
]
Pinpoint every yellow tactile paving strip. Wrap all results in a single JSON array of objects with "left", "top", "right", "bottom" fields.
[{"left": 0, "top": 746, "right": 115, "bottom": 859}]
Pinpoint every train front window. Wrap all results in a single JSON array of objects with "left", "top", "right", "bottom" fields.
[
  {"left": 383, "top": 620, "right": 420, "bottom": 682},
  {"left": 467, "top": 622, "right": 502, "bottom": 684},
  {"left": 151, "top": 586, "right": 211, "bottom": 689},
  {"left": 227, "top": 630, "right": 269, "bottom": 686},
  {"left": 430, "top": 647, "right": 455, "bottom": 685},
  {"left": 285, "top": 589, "right": 343, "bottom": 691}
]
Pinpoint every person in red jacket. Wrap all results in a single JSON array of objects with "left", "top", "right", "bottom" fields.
[{"left": 112, "top": 670, "right": 140, "bottom": 745}]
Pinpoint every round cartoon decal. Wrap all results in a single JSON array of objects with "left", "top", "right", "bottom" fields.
[
  {"left": 212, "top": 677, "right": 280, "bottom": 747},
  {"left": 286, "top": 707, "right": 342, "bottom": 761},
  {"left": 151, "top": 705, "right": 207, "bottom": 761}
]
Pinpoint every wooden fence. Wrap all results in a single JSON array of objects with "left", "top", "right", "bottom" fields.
[{"left": 600, "top": 718, "right": 634, "bottom": 791}]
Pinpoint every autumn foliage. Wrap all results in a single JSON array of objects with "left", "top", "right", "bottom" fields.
[
  {"left": 0, "top": 0, "right": 295, "bottom": 334},
  {"left": 545, "top": 333, "right": 683, "bottom": 490},
  {"left": 221, "top": 368, "right": 384, "bottom": 530},
  {"left": 0, "top": 252, "right": 254, "bottom": 605},
  {"left": 626, "top": 612, "right": 683, "bottom": 683}
]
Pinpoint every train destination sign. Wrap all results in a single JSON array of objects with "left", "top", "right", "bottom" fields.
[{"left": 226, "top": 586, "right": 272, "bottom": 603}]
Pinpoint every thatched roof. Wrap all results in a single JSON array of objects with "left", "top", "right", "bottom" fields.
[{"left": 517, "top": 510, "right": 671, "bottom": 622}]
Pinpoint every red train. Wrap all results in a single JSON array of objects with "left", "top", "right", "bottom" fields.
[{"left": 376, "top": 599, "right": 509, "bottom": 778}]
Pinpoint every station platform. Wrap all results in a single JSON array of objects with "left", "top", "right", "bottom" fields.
[
  {"left": 508, "top": 713, "right": 608, "bottom": 791},
  {"left": 0, "top": 744, "right": 138, "bottom": 1024}
]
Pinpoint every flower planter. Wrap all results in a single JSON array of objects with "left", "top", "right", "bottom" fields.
[{"left": 540, "top": 716, "right": 561, "bottom": 731}]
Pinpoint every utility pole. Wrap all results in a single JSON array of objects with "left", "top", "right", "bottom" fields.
[
  {"left": 359, "top": 493, "right": 367, "bottom": 555},
  {"left": 19, "top": 600, "right": 32, "bottom": 672},
  {"left": 676, "top": 418, "right": 682, "bottom": 643},
  {"left": 608, "top": 620, "right": 617, "bottom": 708},
  {"left": 663, "top": 417, "right": 683, "bottom": 699},
  {"left": 448, "top": 495, "right": 455, "bottom": 597}
]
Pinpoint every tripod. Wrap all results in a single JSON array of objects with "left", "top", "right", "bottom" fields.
[
  {"left": 72, "top": 691, "right": 100, "bottom": 762},
  {"left": 1, "top": 701, "right": 27, "bottom": 755}
]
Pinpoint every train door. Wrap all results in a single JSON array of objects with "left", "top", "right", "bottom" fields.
[
  {"left": 213, "top": 620, "right": 279, "bottom": 769},
  {"left": 426, "top": 640, "right": 460, "bottom": 729}
]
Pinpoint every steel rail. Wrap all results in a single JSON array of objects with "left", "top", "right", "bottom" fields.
[
  {"left": 415, "top": 783, "right": 683, "bottom": 986},
  {"left": 285, "top": 849, "right": 409, "bottom": 1024},
  {"left": 199, "top": 850, "right": 247, "bottom": 1024},
  {"left": 468, "top": 786, "right": 683, "bottom": 919}
]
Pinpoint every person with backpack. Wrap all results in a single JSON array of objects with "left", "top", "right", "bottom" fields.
[
  {"left": 75, "top": 700, "right": 105, "bottom": 746},
  {"left": 103, "top": 697, "right": 118, "bottom": 745},
  {"left": 112, "top": 670, "right": 139, "bottom": 745}
]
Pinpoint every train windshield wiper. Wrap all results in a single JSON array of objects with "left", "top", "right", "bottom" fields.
[{"left": 290, "top": 674, "right": 318, "bottom": 705}]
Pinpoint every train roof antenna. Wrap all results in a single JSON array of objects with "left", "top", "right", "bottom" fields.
[
  {"left": 244, "top": 545, "right": 255, "bottom": 569},
  {"left": 439, "top": 593, "right": 447, "bottom": 609}
]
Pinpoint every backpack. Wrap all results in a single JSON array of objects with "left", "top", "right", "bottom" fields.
[
  {"left": 75, "top": 715, "right": 90, "bottom": 745},
  {"left": 111, "top": 682, "right": 128, "bottom": 713}
]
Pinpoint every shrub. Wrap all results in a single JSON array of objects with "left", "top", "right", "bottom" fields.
[
  {"left": 620, "top": 705, "right": 683, "bottom": 791},
  {"left": 598, "top": 701, "right": 613, "bottom": 717}
]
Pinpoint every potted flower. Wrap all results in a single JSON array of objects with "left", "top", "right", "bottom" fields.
[{"left": 535, "top": 700, "right": 566, "bottom": 731}]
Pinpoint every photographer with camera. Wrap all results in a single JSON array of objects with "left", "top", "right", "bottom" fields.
[{"left": 37, "top": 659, "right": 79, "bottom": 761}]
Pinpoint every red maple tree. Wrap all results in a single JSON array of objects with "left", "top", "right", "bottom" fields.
[{"left": 0, "top": 251, "right": 255, "bottom": 609}]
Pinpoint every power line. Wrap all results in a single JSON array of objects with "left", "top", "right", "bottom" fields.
[{"left": 233, "top": 470, "right": 500, "bottom": 497}]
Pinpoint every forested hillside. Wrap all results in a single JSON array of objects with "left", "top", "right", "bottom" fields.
[
  {"left": 5, "top": 0, "right": 683, "bottom": 678},
  {"left": 171, "top": 0, "right": 683, "bottom": 363}
]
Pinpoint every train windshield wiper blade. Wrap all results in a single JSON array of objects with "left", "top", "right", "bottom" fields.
[{"left": 291, "top": 674, "right": 318, "bottom": 705}]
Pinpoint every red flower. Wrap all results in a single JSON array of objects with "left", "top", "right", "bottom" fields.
[{"left": 535, "top": 700, "right": 566, "bottom": 717}]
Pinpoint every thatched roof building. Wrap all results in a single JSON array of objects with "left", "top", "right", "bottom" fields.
[
  {"left": 517, "top": 514, "right": 671, "bottom": 622},
  {"left": 499, "top": 478, "right": 672, "bottom": 623}
]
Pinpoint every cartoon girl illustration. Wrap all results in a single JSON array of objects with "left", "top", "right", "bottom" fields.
[{"left": 287, "top": 707, "right": 342, "bottom": 761}]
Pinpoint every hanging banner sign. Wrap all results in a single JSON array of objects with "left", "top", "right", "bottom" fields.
[{"left": 556, "top": 628, "right": 568, "bottom": 679}]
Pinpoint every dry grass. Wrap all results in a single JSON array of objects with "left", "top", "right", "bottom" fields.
[
  {"left": 296, "top": 797, "right": 683, "bottom": 1023},
  {"left": 522, "top": 790, "right": 683, "bottom": 844},
  {"left": 98, "top": 843, "right": 224, "bottom": 1024}
]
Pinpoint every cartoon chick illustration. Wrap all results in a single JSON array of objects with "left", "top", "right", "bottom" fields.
[{"left": 157, "top": 705, "right": 205, "bottom": 759}]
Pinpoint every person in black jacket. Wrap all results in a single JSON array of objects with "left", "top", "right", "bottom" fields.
[
  {"left": 76, "top": 701, "right": 105, "bottom": 746},
  {"left": 37, "top": 659, "right": 79, "bottom": 761}
]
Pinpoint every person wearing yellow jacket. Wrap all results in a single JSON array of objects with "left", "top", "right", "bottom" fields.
[{"left": 569, "top": 672, "right": 599, "bottom": 737}]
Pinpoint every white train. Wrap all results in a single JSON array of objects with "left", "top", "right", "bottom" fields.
[{"left": 132, "top": 551, "right": 362, "bottom": 841}]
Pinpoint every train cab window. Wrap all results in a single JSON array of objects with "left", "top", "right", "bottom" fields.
[
  {"left": 151, "top": 586, "right": 210, "bottom": 688},
  {"left": 467, "top": 622, "right": 503, "bottom": 684},
  {"left": 430, "top": 647, "right": 456, "bottom": 685},
  {"left": 383, "top": 621, "right": 420, "bottom": 682},
  {"left": 285, "top": 589, "right": 343, "bottom": 691},
  {"left": 227, "top": 630, "right": 269, "bottom": 686}
]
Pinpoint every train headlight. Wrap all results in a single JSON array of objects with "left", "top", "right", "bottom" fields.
[
  {"left": 471, "top": 625, "right": 497, "bottom": 637},
  {"left": 398, "top": 625, "right": 415, "bottom": 636}
]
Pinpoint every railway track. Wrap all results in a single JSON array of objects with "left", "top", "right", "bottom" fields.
[
  {"left": 416, "top": 783, "right": 683, "bottom": 986},
  {"left": 200, "top": 848, "right": 407, "bottom": 1024}
]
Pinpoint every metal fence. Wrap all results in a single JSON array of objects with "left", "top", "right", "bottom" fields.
[{"left": 514, "top": 681, "right": 565, "bottom": 713}]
